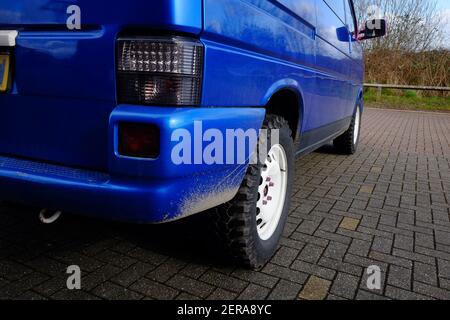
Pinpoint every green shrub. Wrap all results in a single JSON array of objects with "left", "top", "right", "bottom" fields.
[
  {"left": 404, "top": 90, "right": 418, "bottom": 98},
  {"left": 382, "top": 88, "right": 395, "bottom": 96}
]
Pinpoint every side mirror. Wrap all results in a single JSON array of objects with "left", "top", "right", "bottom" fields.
[
  {"left": 336, "top": 26, "right": 350, "bottom": 42},
  {"left": 358, "top": 19, "right": 387, "bottom": 40}
]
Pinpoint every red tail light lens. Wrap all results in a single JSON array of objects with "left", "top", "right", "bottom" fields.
[
  {"left": 118, "top": 122, "right": 160, "bottom": 159},
  {"left": 117, "top": 36, "right": 204, "bottom": 106}
]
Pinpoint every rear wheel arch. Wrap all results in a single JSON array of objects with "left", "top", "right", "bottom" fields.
[
  {"left": 356, "top": 88, "right": 364, "bottom": 112},
  {"left": 264, "top": 88, "right": 303, "bottom": 142}
]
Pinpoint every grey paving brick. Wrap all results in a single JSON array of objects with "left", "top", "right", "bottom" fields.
[
  {"left": 369, "top": 251, "right": 413, "bottom": 269},
  {"left": 237, "top": 284, "right": 270, "bottom": 300},
  {"left": 24, "top": 256, "right": 69, "bottom": 278},
  {"left": 296, "top": 220, "right": 320, "bottom": 235},
  {"left": 231, "top": 269, "right": 278, "bottom": 289},
  {"left": 180, "top": 263, "right": 210, "bottom": 280},
  {"left": 356, "top": 290, "right": 390, "bottom": 300},
  {"left": 298, "top": 244, "right": 325, "bottom": 263},
  {"left": 414, "top": 262, "right": 438, "bottom": 286},
  {"left": 207, "top": 288, "right": 238, "bottom": 300},
  {"left": 52, "top": 251, "right": 105, "bottom": 273},
  {"left": 92, "top": 281, "right": 143, "bottom": 300},
  {"left": 127, "top": 247, "right": 168, "bottom": 265},
  {"left": 15, "top": 290, "right": 48, "bottom": 300},
  {"left": 96, "top": 250, "right": 137, "bottom": 269},
  {"left": 267, "top": 280, "right": 302, "bottom": 300},
  {"left": 291, "top": 260, "right": 336, "bottom": 280},
  {"left": 440, "top": 278, "right": 450, "bottom": 291},
  {"left": 0, "top": 272, "right": 49, "bottom": 299},
  {"left": 318, "top": 256, "right": 362, "bottom": 276},
  {"left": 318, "top": 218, "right": 341, "bottom": 233},
  {"left": 348, "top": 239, "right": 372, "bottom": 257},
  {"left": 280, "top": 238, "right": 306, "bottom": 251},
  {"left": 379, "top": 214, "right": 397, "bottom": 227},
  {"left": 147, "top": 259, "right": 187, "bottom": 283},
  {"left": 330, "top": 273, "right": 359, "bottom": 299},
  {"left": 130, "top": 278, "right": 179, "bottom": 300},
  {"left": 387, "top": 265, "right": 411, "bottom": 290},
  {"left": 290, "top": 232, "right": 329, "bottom": 247},
  {"left": 51, "top": 289, "right": 101, "bottom": 300},
  {"left": 314, "top": 230, "right": 352, "bottom": 245},
  {"left": 372, "top": 237, "right": 393, "bottom": 254},
  {"left": 438, "top": 259, "right": 450, "bottom": 279},
  {"left": 392, "top": 248, "right": 435, "bottom": 266},
  {"left": 358, "top": 226, "right": 394, "bottom": 240},
  {"left": 323, "top": 241, "right": 348, "bottom": 261},
  {"left": 262, "top": 263, "right": 308, "bottom": 284},
  {"left": 82, "top": 264, "right": 122, "bottom": 291},
  {"left": 271, "top": 246, "right": 299, "bottom": 267},
  {"left": 385, "top": 285, "right": 432, "bottom": 300},
  {"left": 0, "top": 260, "right": 33, "bottom": 281},
  {"left": 394, "top": 234, "right": 414, "bottom": 251},
  {"left": 111, "top": 262, "right": 155, "bottom": 287},
  {"left": 167, "top": 274, "right": 215, "bottom": 298},
  {"left": 415, "top": 246, "right": 450, "bottom": 261},
  {"left": 33, "top": 276, "right": 67, "bottom": 297},
  {"left": 415, "top": 232, "right": 435, "bottom": 249},
  {"left": 176, "top": 292, "right": 202, "bottom": 300},
  {"left": 200, "top": 271, "right": 248, "bottom": 293},
  {"left": 413, "top": 281, "right": 450, "bottom": 299}
]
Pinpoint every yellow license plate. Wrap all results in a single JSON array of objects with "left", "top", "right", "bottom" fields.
[{"left": 0, "top": 54, "right": 10, "bottom": 92}]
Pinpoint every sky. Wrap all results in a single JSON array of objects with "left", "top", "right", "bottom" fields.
[
  {"left": 437, "top": 0, "right": 450, "bottom": 10},
  {"left": 436, "top": 0, "right": 450, "bottom": 47}
]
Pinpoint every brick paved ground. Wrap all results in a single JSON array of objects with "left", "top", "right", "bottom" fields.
[{"left": 0, "top": 108, "right": 449, "bottom": 300}]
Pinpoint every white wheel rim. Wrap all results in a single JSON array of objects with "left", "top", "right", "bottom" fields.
[
  {"left": 354, "top": 107, "right": 360, "bottom": 145},
  {"left": 256, "top": 144, "right": 288, "bottom": 241}
]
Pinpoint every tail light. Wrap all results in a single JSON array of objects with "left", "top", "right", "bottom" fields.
[
  {"left": 118, "top": 122, "right": 160, "bottom": 159},
  {"left": 117, "top": 36, "right": 203, "bottom": 106}
]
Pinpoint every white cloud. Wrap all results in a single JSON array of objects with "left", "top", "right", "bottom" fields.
[{"left": 439, "top": 9, "right": 450, "bottom": 48}]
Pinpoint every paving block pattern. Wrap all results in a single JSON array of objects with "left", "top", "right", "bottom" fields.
[{"left": 0, "top": 108, "right": 449, "bottom": 300}]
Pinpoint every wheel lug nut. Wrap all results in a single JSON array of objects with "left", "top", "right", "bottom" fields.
[
  {"left": 267, "top": 196, "right": 272, "bottom": 201},
  {"left": 269, "top": 182, "right": 274, "bottom": 187},
  {"left": 266, "top": 177, "right": 271, "bottom": 182},
  {"left": 263, "top": 200, "right": 268, "bottom": 205}
]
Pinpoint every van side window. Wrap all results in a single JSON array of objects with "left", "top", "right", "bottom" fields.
[
  {"left": 345, "top": 0, "right": 356, "bottom": 34},
  {"left": 324, "top": 0, "right": 346, "bottom": 23},
  {"left": 276, "top": 0, "right": 316, "bottom": 26}
]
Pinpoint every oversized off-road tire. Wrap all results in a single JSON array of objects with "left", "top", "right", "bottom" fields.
[
  {"left": 333, "top": 104, "right": 362, "bottom": 155},
  {"left": 212, "top": 115, "right": 295, "bottom": 269}
]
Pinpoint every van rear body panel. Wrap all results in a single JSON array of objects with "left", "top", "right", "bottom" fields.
[
  {"left": 0, "top": 0, "right": 202, "bottom": 171},
  {"left": 0, "top": 0, "right": 364, "bottom": 222}
]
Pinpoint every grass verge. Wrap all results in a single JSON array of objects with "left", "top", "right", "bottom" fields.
[{"left": 364, "top": 88, "right": 450, "bottom": 112}]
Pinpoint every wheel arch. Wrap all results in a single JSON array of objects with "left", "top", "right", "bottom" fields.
[
  {"left": 262, "top": 80, "right": 304, "bottom": 142},
  {"left": 356, "top": 87, "right": 364, "bottom": 113}
]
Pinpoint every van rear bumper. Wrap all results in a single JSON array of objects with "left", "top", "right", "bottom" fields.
[
  {"left": 0, "top": 155, "right": 241, "bottom": 223},
  {"left": 0, "top": 106, "right": 266, "bottom": 223}
]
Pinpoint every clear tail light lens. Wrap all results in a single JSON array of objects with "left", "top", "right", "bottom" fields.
[{"left": 117, "top": 37, "right": 203, "bottom": 106}]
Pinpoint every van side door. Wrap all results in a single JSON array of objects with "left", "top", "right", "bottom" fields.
[
  {"left": 313, "top": 0, "right": 353, "bottom": 133},
  {"left": 345, "top": 0, "right": 364, "bottom": 108}
]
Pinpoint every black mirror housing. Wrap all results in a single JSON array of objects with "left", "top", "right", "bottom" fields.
[{"left": 359, "top": 19, "right": 387, "bottom": 40}]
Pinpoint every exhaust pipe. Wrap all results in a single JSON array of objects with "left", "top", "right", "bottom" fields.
[{"left": 39, "top": 209, "right": 62, "bottom": 224}]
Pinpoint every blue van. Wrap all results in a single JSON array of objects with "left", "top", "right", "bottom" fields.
[{"left": 0, "top": 1, "right": 385, "bottom": 268}]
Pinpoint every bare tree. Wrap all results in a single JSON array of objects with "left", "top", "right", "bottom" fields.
[
  {"left": 354, "top": 0, "right": 444, "bottom": 51},
  {"left": 354, "top": 0, "right": 449, "bottom": 88}
]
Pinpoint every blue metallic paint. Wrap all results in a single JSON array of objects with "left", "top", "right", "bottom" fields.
[
  {"left": 0, "top": 0, "right": 364, "bottom": 223},
  {"left": 0, "top": 106, "right": 265, "bottom": 222}
]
